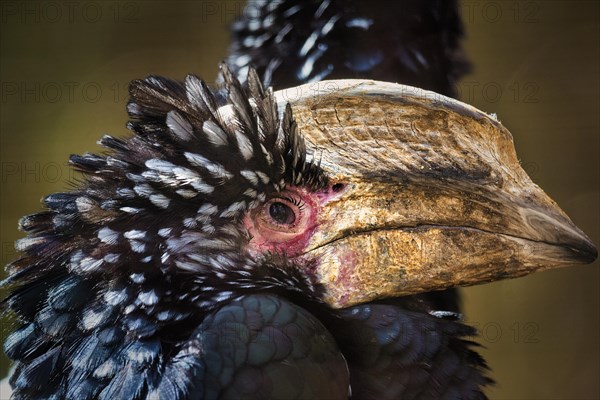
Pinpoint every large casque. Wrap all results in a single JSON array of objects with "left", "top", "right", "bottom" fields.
[{"left": 268, "top": 79, "right": 597, "bottom": 307}]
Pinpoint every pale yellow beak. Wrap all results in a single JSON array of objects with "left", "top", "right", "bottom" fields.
[{"left": 276, "top": 80, "right": 597, "bottom": 308}]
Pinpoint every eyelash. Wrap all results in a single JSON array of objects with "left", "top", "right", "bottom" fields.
[{"left": 282, "top": 195, "right": 305, "bottom": 210}]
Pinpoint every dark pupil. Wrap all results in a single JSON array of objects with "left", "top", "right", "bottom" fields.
[{"left": 269, "top": 202, "right": 296, "bottom": 225}]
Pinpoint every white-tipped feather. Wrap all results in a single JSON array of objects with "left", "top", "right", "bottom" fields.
[
  {"left": 202, "top": 120, "right": 229, "bottom": 146},
  {"left": 235, "top": 130, "right": 254, "bottom": 160},
  {"left": 98, "top": 227, "right": 120, "bottom": 244},
  {"left": 166, "top": 110, "right": 194, "bottom": 141}
]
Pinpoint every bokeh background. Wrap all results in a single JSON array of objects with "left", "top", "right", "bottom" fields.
[{"left": 0, "top": 1, "right": 598, "bottom": 398}]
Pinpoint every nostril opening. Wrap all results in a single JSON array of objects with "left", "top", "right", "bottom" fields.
[{"left": 331, "top": 183, "right": 345, "bottom": 193}]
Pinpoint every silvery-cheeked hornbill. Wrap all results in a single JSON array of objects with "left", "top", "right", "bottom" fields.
[{"left": 1, "top": 1, "right": 597, "bottom": 399}]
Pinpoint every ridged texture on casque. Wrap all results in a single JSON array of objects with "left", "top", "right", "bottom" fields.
[{"left": 228, "top": 0, "right": 470, "bottom": 96}]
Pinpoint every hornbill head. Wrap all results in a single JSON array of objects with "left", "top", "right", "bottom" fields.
[
  {"left": 6, "top": 63, "right": 595, "bottom": 320},
  {"left": 54, "top": 63, "right": 591, "bottom": 312}
]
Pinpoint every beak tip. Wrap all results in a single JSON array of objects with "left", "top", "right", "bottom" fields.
[
  {"left": 575, "top": 239, "right": 598, "bottom": 264},
  {"left": 559, "top": 229, "right": 598, "bottom": 264},
  {"left": 536, "top": 213, "right": 598, "bottom": 265}
]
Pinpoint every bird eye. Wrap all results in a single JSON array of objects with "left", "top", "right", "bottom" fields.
[
  {"left": 244, "top": 189, "right": 316, "bottom": 251},
  {"left": 269, "top": 201, "right": 296, "bottom": 225},
  {"left": 244, "top": 189, "right": 315, "bottom": 250},
  {"left": 261, "top": 197, "right": 303, "bottom": 230}
]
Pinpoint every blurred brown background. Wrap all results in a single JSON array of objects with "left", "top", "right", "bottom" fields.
[{"left": 0, "top": 1, "right": 598, "bottom": 399}]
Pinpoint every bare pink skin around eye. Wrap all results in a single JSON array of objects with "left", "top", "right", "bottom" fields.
[{"left": 243, "top": 184, "right": 346, "bottom": 258}]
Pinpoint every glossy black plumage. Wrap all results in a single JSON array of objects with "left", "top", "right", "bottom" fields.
[
  {"left": 189, "top": 294, "right": 349, "bottom": 399},
  {"left": 228, "top": 0, "right": 470, "bottom": 96}
]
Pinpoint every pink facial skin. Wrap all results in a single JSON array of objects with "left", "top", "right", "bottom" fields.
[
  {"left": 331, "top": 245, "right": 358, "bottom": 307},
  {"left": 243, "top": 183, "right": 347, "bottom": 258}
]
